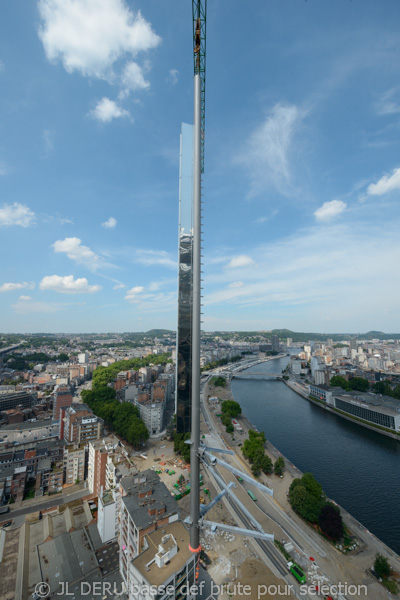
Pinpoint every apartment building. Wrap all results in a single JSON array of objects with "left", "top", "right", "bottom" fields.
[
  {"left": 135, "top": 393, "right": 165, "bottom": 437},
  {"left": 0, "top": 390, "right": 37, "bottom": 412},
  {"left": 61, "top": 403, "right": 104, "bottom": 444},
  {"left": 87, "top": 435, "right": 126, "bottom": 495},
  {"left": 64, "top": 444, "right": 86, "bottom": 486},
  {"left": 119, "top": 470, "right": 180, "bottom": 589},
  {"left": 52, "top": 386, "right": 73, "bottom": 420},
  {"left": 128, "top": 522, "right": 196, "bottom": 600}
]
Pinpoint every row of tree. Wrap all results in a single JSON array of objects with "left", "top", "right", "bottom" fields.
[
  {"left": 371, "top": 380, "right": 400, "bottom": 400},
  {"left": 241, "top": 430, "right": 286, "bottom": 476},
  {"left": 92, "top": 353, "right": 171, "bottom": 390},
  {"left": 330, "top": 375, "right": 400, "bottom": 399},
  {"left": 329, "top": 375, "right": 370, "bottom": 392},
  {"left": 242, "top": 430, "right": 273, "bottom": 475},
  {"left": 289, "top": 473, "right": 344, "bottom": 541},
  {"left": 201, "top": 355, "right": 243, "bottom": 372},
  {"left": 81, "top": 386, "right": 149, "bottom": 448}
]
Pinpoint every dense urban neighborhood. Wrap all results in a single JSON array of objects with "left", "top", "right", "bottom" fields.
[{"left": 1, "top": 331, "right": 400, "bottom": 599}]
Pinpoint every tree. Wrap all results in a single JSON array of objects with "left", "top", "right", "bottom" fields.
[
  {"left": 221, "top": 400, "right": 241, "bottom": 418},
  {"left": 212, "top": 376, "right": 226, "bottom": 388},
  {"left": 374, "top": 553, "right": 391, "bottom": 579},
  {"left": 318, "top": 503, "right": 344, "bottom": 540},
  {"left": 348, "top": 377, "right": 369, "bottom": 392},
  {"left": 261, "top": 454, "right": 273, "bottom": 474},
  {"left": 290, "top": 485, "right": 308, "bottom": 513},
  {"left": 329, "top": 375, "right": 350, "bottom": 391},
  {"left": 372, "top": 382, "right": 386, "bottom": 395},
  {"left": 302, "top": 494, "right": 323, "bottom": 523},
  {"left": 274, "top": 456, "right": 285, "bottom": 476},
  {"left": 173, "top": 432, "right": 191, "bottom": 463},
  {"left": 301, "top": 472, "right": 323, "bottom": 499}
]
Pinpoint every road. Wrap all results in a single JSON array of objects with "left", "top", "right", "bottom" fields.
[
  {"left": 4, "top": 487, "right": 88, "bottom": 520},
  {"left": 199, "top": 375, "right": 319, "bottom": 600}
]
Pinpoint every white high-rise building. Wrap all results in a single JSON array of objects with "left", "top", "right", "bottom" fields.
[
  {"left": 78, "top": 351, "right": 89, "bottom": 364},
  {"left": 128, "top": 522, "right": 196, "bottom": 600}
]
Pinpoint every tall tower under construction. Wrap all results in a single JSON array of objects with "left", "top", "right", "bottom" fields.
[{"left": 176, "top": 122, "right": 194, "bottom": 434}]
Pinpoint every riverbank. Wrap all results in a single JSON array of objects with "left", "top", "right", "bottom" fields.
[
  {"left": 207, "top": 374, "right": 400, "bottom": 598},
  {"left": 284, "top": 379, "right": 400, "bottom": 442}
]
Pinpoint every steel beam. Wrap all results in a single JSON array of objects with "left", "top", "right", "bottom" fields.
[
  {"left": 199, "top": 482, "right": 234, "bottom": 516},
  {"left": 201, "top": 520, "right": 274, "bottom": 542},
  {"left": 204, "top": 451, "right": 273, "bottom": 497},
  {"left": 207, "top": 465, "right": 265, "bottom": 533}
]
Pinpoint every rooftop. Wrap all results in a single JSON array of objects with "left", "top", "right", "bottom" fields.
[
  {"left": 131, "top": 521, "right": 192, "bottom": 587},
  {"left": 121, "top": 469, "right": 179, "bottom": 530},
  {"left": 38, "top": 528, "right": 98, "bottom": 592},
  {"left": 336, "top": 391, "right": 400, "bottom": 416}
]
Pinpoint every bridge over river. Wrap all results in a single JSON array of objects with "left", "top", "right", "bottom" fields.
[{"left": 231, "top": 372, "right": 282, "bottom": 380}]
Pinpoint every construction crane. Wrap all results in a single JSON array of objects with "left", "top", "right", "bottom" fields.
[
  {"left": 189, "top": 0, "right": 207, "bottom": 567},
  {"left": 187, "top": 4, "right": 275, "bottom": 587},
  {"left": 192, "top": 0, "right": 207, "bottom": 173}
]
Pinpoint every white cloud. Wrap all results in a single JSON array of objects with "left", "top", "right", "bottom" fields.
[
  {"left": 121, "top": 61, "right": 150, "bottom": 91},
  {"left": 168, "top": 69, "right": 179, "bottom": 85},
  {"left": 203, "top": 222, "right": 400, "bottom": 332},
  {"left": 135, "top": 249, "right": 177, "bottom": 270},
  {"left": 113, "top": 283, "right": 126, "bottom": 290},
  {"left": 228, "top": 281, "right": 244, "bottom": 289},
  {"left": 254, "top": 210, "right": 279, "bottom": 225},
  {"left": 227, "top": 255, "right": 255, "bottom": 269},
  {"left": 52, "top": 237, "right": 104, "bottom": 271},
  {"left": 11, "top": 300, "right": 62, "bottom": 314},
  {"left": 236, "top": 103, "right": 302, "bottom": 197},
  {"left": 367, "top": 167, "right": 400, "bottom": 196},
  {"left": 0, "top": 282, "right": 35, "bottom": 293},
  {"left": 59, "top": 216, "right": 73, "bottom": 225},
  {"left": 90, "top": 97, "right": 130, "bottom": 123},
  {"left": 102, "top": 216, "right": 117, "bottom": 229},
  {"left": 0, "top": 202, "right": 35, "bottom": 227},
  {"left": 37, "top": 0, "right": 160, "bottom": 80},
  {"left": 314, "top": 200, "right": 347, "bottom": 222},
  {"left": 19, "top": 295, "right": 32, "bottom": 301},
  {"left": 125, "top": 286, "right": 144, "bottom": 302},
  {"left": 43, "top": 129, "right": 55, "bottom": 156},
  {"left": 40, "top": 275, "right": 101, "bottom": 294},
  {"left": 375, "top": 87, "right": 400, "bottom": 115}
]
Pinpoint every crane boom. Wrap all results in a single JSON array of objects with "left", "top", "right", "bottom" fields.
[{"left": 192, "top": 0, "right": 207, "bottom": 173}]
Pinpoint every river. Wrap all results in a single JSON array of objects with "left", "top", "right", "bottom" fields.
[{"left": 231, "top": 354, "right": 400, "bottom": 554}]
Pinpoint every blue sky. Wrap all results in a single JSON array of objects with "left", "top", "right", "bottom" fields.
[{"left": 1, "top": 0, "right": 400, "bottom": 334}]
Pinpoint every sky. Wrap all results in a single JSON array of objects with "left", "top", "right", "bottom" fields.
[{"left": 1, "top": 0, "right": 400, "bottom": 334}]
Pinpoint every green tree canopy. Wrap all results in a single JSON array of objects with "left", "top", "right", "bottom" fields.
[
  {"left": 221, "top": 400, "right": 241, "bottom": 418},
  {"left": 173, "top": 432, "right": 191, "bottom": 463},
  {"left": 329, "top": 375, "right": 351, "bottom": 390},
  {"left": 274, "top": 456, "right": 285, "bottom": 475},
  {"left": 348, "top": 377, "right": 370, "bottom": 392},
  {"left": 374, "top": 553, "right": 391, "bottom": 579},
  {"left": 211, "top": 376, "right": 226, "bottom": 388},
  {"left": 301, "top": 472, "right": 323, "bottom": 499},
  {"left": 318, "top": 503, "right": 344, "bottom": 540}
]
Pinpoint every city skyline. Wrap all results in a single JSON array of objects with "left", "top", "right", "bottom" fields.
[{"left": 1, "top": 0, "right": 400, "bottom": 333}]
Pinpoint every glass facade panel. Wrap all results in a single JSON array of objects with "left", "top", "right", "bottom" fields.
[
  {"left": 176, "top": 123, "right": 194, "bottom": 434},
  {"left": 335, "top": 398, "right": 395, "bottom": 430}
]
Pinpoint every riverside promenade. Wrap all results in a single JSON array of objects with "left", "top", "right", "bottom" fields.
[{"left": 205, "top": 365, "right": 400, "bottom": 598}]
